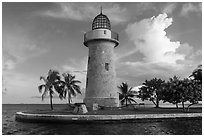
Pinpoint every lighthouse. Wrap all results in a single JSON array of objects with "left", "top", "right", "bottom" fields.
[{"left": 83, "top": 8, "right": 119, "bottom": 108}]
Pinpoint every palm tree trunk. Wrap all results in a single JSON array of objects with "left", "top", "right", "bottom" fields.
[
  {"left": 68, "top": 97, "right": 70, "bottom": 105},
  {"left": 126, "top": 99, "right": 128, "bottom": 106},
  {"left": 50, "top": 93, "right": 53, "bottom": 110},
  {"left": 67, "top": 92, "right": 71, "bottom": 105},
  {"left": 182, "top": 101, "right": 185, "bottom": 111},
  {"left": 176, "top": 103, "right": 178, "bottom": 109},
  {"left": 156, "top": 98, "right": 159, "bottom": 108}
]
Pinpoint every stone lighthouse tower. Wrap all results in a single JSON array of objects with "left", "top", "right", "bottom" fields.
[{"left": 83, "top": 9, "right": 119, "bottom": 108}]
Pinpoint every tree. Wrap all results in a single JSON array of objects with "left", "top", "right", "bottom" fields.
[
  {"left": 171, "top": 78, "right": 201, "bottom": 111},
  {"left": 162, "top": 76, "right": 188, "bottom": 110},
  {"left": 138, "top": 78, "right": 165, "bottom": 108},
  {"left": 162, "top": 76, "right": 182, "bottom": 109},
  {"left": 38, "top": 69, "right": 61, "bottom": 110},
  {"left": 190, "top": 64, "right": 202, "bottom": 84},
  {"left": 185, "top": 79, "right": 202, "bottom": 111},
  {"left": 162, "top": 76, "right": 202, "bottom": 111},
  {"left": 118, "top": 82, "right": 138, "bottom": 106},
  {"left": 60, "top": 73, "right": 82, "bottom": 105},
  {"left": 53, "top": 80, "right": 65, "bottom": 100}
]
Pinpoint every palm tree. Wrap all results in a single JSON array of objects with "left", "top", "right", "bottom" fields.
[
  {"left": 38, "top": 69, "right": 61, "bottom": 110},
  {"left": 118, "top": 82, "right": 138, "bottom": 106},
  {"left": 61, "top": 73, "right": 82, "bottom": 105}
]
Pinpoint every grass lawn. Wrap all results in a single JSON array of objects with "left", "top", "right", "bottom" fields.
[{"left": 24, "top": 105, "right": 202, "bottom": 115}]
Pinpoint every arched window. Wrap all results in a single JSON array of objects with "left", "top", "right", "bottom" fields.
[{"left": 105, "top": 63, "right": 109, "bottom": 71}]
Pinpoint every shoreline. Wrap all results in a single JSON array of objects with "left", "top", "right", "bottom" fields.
[{"left": 15, "top": 111, "right": 202, "bottom": 123}]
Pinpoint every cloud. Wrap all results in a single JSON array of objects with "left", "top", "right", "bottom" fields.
[
  {"left": 116, "top": 60, "right": 193, "bottom": 87},
  {"left": 176, "top": 43, "right": 193, "bottom": 56},
  {"left": 125, "top": 13, "right": 191, "bottom": 64},
  {"left": 62, "top": 57, "right": 87, "bottom": 73},
  {"left": 2, "top": 33, "right": 47, "bottom": 71},
  {"left": 60, "top": 57, "right": 88, "bottom": 88},
  {"left": 41, "top": 3, "right": 129, "bottom": 25},
  {"left": 2, "top": 59, "right": 16, "bottom": 70},
  {"left": 114, "top": 13, "right": 200, "bottom": 86},
  {"left": 180, "top": 3, "right": 202, "bottom": 16},
  {"left": 162, "top": 3, "right": 177, "bottom": 15},
  {"left": 132, "top": 3, "right": 157, "bottom": 16}
]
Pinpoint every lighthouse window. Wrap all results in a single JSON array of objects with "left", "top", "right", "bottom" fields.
[{"left": 105, "top": 63, "right": 109, "bottom": 71}]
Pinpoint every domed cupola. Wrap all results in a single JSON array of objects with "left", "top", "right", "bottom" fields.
[{"left": 92, "top": 9, "right": 111, "bottom": 30}]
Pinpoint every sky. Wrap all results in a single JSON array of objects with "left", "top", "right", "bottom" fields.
[{"left": 2, "top": 2, "right": 202, "bottom": 104}]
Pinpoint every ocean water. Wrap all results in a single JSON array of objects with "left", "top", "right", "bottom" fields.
[{"left": 2, "top": 104, "right": 202, "bottom": 135}]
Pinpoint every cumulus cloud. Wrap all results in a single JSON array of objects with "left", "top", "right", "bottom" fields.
[
  {"left": 180, "top": 3, "right": 202, "bottom": 16},
  {"left": 176, "top": 43, "right": 193, "bottom": 56},
  {"left": 42, "top": 3, "right": 129, "bottom": 25},
  {"left": 125, "top": 13, "right": 190, "bottom": 64},
  {"left": 114, "top": 13, "right": 201, "bottom": 86}
]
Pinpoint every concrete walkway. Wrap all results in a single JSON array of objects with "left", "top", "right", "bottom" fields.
[{"left": 15, "top": 111, "right": 202, "bottom": 123}]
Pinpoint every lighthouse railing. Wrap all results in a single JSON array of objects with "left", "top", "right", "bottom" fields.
[
  {"left": 84, "top": 30, "right": 119, "bottom": 42},
  {"left": 111, "top": 31, "right": 119, "bottom": 41}
]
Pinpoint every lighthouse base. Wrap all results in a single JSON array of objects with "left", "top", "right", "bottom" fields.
[{"left": 83, "top": 97, "right": 119, "bottom": 109}]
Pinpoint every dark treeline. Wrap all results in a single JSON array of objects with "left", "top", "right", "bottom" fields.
[{"left": 119, "top": 65, "right": 202, "bottom": 111}]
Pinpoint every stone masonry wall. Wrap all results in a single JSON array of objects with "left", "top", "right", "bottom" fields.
[{"left": 84, "top": 40, "right": 119, "bottom": 107}]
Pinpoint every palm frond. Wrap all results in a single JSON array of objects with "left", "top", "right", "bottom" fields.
[
  {"left": 40, "top": 76, "right": 47, "bottom": 83},
  {"left": 38, "top": 85, "right": 45, "bottom": 93},
  {"left": 69, "top": 87, "right": 77, "bottom": 97},
  {"left": 128, "top": 87, "right": 133, "bottom": 92},
  {"left": 73, "top": 84, "right": 81, "bottom": 94},
  {"left": 119, "top": 93, "right": 124, "bottom": 100},
  {"left": 61, "top": 72, "right": 82, "bottom": 101},
  {"left": 70, "top": 75, "right": 75, "bottom": 81},
  {"left": 58, "top": 92, "right": 64, "bottom": 100},
  {"left": 127, "top": 99, "right": 132, "bottom": 105},
  {"left": 71, "top": 80, "right": 81, "bottom": 84},
  {"left": 53, "top": 80, "right": 63, "bottom": 85},
  {"left": 41, "top": 88, "right": 48, "bottom": 101},
  {"left": 47, "top": 69, "right": 61, "bottom": 83},
  {"left": 128, "top": 98, "right": 138, "bottom": 104},
  {"left": 128, "top": 94, "right": 136, "bottom": 98},
  {"left": 120, "top": 98, "right": 125, "bottom": 105}
]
